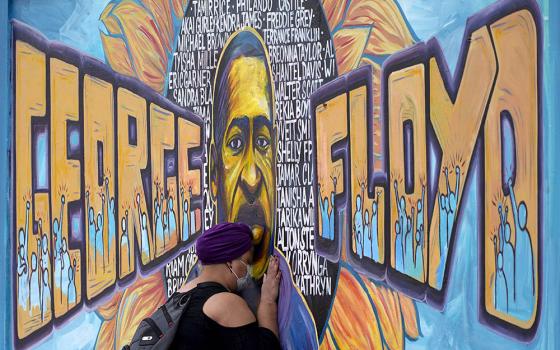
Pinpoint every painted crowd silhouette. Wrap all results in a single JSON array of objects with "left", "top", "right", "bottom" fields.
[{"left": 316, "top": 165, "right": 535, "bottom": 320}]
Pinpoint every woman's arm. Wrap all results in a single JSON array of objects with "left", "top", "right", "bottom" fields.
[{"left": 258, "top": 256, "right": 281, "bottom": 338}]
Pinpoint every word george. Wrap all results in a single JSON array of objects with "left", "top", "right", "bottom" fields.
[{"left": 12, "top": 23, "right": 204, "bottom": 345}]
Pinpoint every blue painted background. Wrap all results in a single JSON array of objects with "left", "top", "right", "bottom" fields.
[
  {"left": 2, "top": 0, "right": 559, "bottom": 348},
  {"left": 2, "top": 2, "right": 11, "bottom": 350}
]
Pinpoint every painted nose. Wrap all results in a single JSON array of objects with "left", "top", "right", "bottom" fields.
[{"left": 240, "top": 160, "right": 263, "bottom": 204}]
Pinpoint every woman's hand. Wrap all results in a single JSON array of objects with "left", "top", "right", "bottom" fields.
[{"left": 261, "top": 255, "right": 281, "bottom": 303}]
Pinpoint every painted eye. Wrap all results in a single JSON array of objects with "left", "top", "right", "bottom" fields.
[
  {"left": 228, "top": 137, "right": 243, "bottom": 151},
  {"left": 256, "top": 136, "right": 270, "bottom": 149}
]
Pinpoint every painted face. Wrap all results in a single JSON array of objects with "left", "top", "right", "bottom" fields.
[{"left": 213, "top": 56, "right": 274, "bottom": 279}]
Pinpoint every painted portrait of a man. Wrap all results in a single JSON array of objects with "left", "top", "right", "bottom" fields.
[
  {"left": 209, "top": 28, "right": 275, "bottom": 280},
  {"left": 209, "top": 28, "right": 318, "bottom": 349}
]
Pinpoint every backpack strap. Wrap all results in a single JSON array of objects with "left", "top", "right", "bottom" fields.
[{"left": 160, "top": 303, "right": 174, "bottom": 327}]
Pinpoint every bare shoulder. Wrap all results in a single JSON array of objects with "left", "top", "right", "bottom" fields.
[{"left": 203, "top": 292, "right": 256, "bottom": 327}]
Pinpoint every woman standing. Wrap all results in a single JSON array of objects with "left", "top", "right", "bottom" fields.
[{"left": 170, "top": 222, "right": 281, "bottom": 349}]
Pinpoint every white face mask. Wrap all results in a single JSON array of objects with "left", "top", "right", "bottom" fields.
[{"left": 227, "top": 259, "right": 252, "bottom": 291}]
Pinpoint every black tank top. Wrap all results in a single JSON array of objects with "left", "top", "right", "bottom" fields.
[{"left": 169, "top": 282, "right": 280, "bottom": 350}]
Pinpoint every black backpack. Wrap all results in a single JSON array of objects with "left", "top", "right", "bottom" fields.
[{"left": 123, "top": 291, "right": 192, "bottom": 350}]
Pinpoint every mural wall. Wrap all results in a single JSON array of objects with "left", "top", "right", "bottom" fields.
[{"left": 3, "top": 0, "right": 559, "bottom": 348}]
